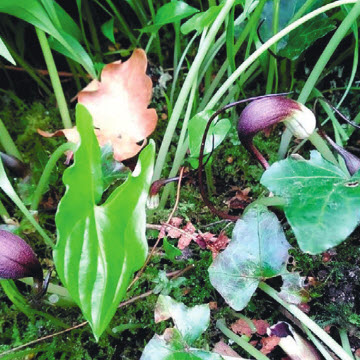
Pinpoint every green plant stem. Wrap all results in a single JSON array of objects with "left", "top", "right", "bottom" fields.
[
  {"left": 0, "top": 158, "right": 53, "bottom": 248},
  {"left": 206, "top": 0, "right": 358, "bottom": 110},
  {"left": 278, "top": 0, "right": 360, "bottom": 159},
  {"left": 216, "top": 319, "right": 270, "bottom": 360},
  {"left": 0, "top": 118, "right": 22, "bottom": 160},
  {"left": 31, "top": 142, "right": 76, "bottom": 211},
  {"left": 159, "top": 74, "right": 198, "bottom": 209},
  {"left": 258, "top": 282, "right": 354, "bottom": 360},
  {"left": 105, "top": 0, "right": 137, "bottom": 45},
  {"left": 251, "top": 196, "right": 286, "bottom": 208},
  {"left": 339, "top": 328, "right": 355, "bottom": 359},
  {"left": 170, "top": 33, "right": 198, "bottom": 104},
  {"left": 83, "top": 0, "right": 101, "bottom": 57},
  {"left": 301, "top": 324, "right": 334, "bottom": 360},
  {"left": 265, "top": 0, "right": 280, "bottom": 94},
  {"left": 307, "top": 132, "right": 338, "bottom": 165},
  {"left": 0, "top": 198, "right": 10, "bottom": 222},
  {"left": 20, "top": 278, "right": 74, "bottom": 306},
  {"left": 35, "top": 28, "right": 72, "bottom": 129},
  {"left": 153, "top": 0, "right": 236, "bottom": 182}
]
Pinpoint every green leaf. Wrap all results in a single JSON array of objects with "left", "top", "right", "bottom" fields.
[
  {"left": 101, "top": 17, "right": 116, "bottom": 44},
  {"left": 0, "top": 0, "right": 95, "bottom": 77},
  {"left": 100, "top": 143, "right": 128, "bottom": 191},
  {"left": 261, "top": 151, "right": 360, "bottom": 254},
  {"left": 54, "top": 104, "right": 155, "bottom": 340},
  {"left": 155, "top": 295, "right": 210, "bottom": 345},
  {"left": 188, "top": 110, "right": 231, "bottom": 157},
  {"left": 142, "top": 1, "right": 199, "bottom": 33},
  {"left": 209, "top": 205, "right": 290, "bottom": 311},
  {"left": 278, "top": 17, "right": 336, "bottom": 60},
  {"left": 141, "top": 329, "right": 223, "bottom": 360},
  {"left": 181, "top": 5, "right": 222, "bottom": 35},
  {"left": 0, "top": 36, "right": 15, "bottom": 65},
  {"left": 259, "top": 0, "right": 334, "bottom": 59},
  {"left": 163, "top": 238, "right": 182, "bottom": 262}
]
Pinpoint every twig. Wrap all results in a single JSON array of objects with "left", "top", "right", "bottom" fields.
[
  {"left": 118, "top": 290, "right": 153, "bottom": 308},
  {"left": 129, "top": 168, "right": 185, "bottom": 290},
  {"left": 0, "top": 321, "right": 88, "bottom": 358},
  {"left": 3, "top": 65, "right": 91, "bottom": 78},
  {"left": 118, "top": 264, "right": 195, "bottom": 309}
]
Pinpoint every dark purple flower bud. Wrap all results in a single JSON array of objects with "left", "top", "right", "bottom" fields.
[
  {"left": 0, "top": 230, "right": 43, "bottom": 286},
  {"left": 237, "top": 96, "right": 316, "bottom": 141},
  {"left": 0, "top": 152, "right": 29, "bottom": 178},
  {"left": 237, "top": 96, "right": 316, "bottom": 169},
  {"left": 322, "top": 133, "right": 360, "bottom": 176}
]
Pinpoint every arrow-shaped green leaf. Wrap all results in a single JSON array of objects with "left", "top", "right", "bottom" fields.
[{"left": 54, "top": 104, "right": 155, "bottom": 339}]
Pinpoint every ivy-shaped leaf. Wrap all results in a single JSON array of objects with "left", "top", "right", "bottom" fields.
[
  {"left": 155, "top": 295, "right": 210, "bottom": 345},
  {"left": 142, "top": 296, "right": 225, "bottom": 360},
  {"left": 261, "top": 151, "right": 360, "bottom": 254},
  {"left": 54, "top": 104, "right": 155, "bottom": 340},
  {"left": 209, "top": 205, "right": 290, "bottom": 311}
]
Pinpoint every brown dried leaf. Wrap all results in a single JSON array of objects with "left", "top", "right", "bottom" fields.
[
  {"left": 39, "top": 49, "right": 158, "bottom": 162},
  {"left": 178, "top": 222, "right": 196, "bottom": 250},
  {"left": 260, "top": 336, "right": 281, "bottom": 355},
  {"left": 213, "top": 340, "right": 244, "bottom": 358},
  {"left": 231, "top": 319, "right": 253, "bottom": 337},
  {"left": 253, "top": 320, "right": 270, "bottom": 336}
]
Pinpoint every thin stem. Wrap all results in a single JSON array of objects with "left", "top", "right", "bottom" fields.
[
  {"left": 153, "top": 0, "right": 236, "bottom": 182},
  {"left": 83, "top": 0, "right": 101, "bottom": 57},
  {"left": 31, "top": 143, "right": 76, "bottom": 211},
  {"left": 0, "top": 198, "right": 10, "bottom": 222},
  {"left": 0, "top": 117, "right": 22, "bottom": 160},
  {"left": 278, "top": 1, "right": 360, "bottom": 158},
  {"left": 301, "top": 324, "right": 335, "bottom": 360},
  {"left": 207, "top": 0, "right": 358, "bottom": 110},
  {"left": 104, "top": 0, "right": 137, "bottom": 45},
  {"left": 0, "top": 158, "right": 53, "bottom": 248},
  {"left": 35, "top": 28, "right": 72, "bottom": 129},
  {"left": 159, "top": 73, "right": 198, "bottom": 209},
  {"left": 170, "top": 33, "right": 198, "bottom": 104},
  {"left": 259, "top": 282, "right": 354, "bottom": 360},
  {"left": 307, "top": 132, "right": 338, "bottom": 165},
  {"left": 250, "top": 196, "right": 286, "bottom": 208},
  {"left": 339, "top": 328, "right": 355, "bottom": 359},
  {"left": 216, "top": 319, "right": 271, "bottom": 360}
]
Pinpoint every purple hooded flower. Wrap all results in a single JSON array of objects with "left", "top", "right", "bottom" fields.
[{"left": 0, "top": 230, "right": 43, "bottom": 282}]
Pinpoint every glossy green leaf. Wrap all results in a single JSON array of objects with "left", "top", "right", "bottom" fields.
[
  {"left": 142, "top": 1, "right": 199, "bottom": 33},
  {"left": 259, "top": 0, "right": 334, "bottom": 59},
  {"left": 0, "top": 0, "right": 95, "bottom": 77},
  {"left": 209, "top": 205, "right": 290, "bottom": 311},
  {"left": 261, "top": 151, "right": 360, "bottom": 254},
  {"left": 155, "top": 295, "right": 210, "bottom": 345},
  {"left": 54, "top": 104, "right": 155, "bottom": 340},
  {"left": 101, "top": 17, "right": 116, "bottom": 44},
  {"left": 278, "top": 17, "right": 335, "bottom": 60},
  {"left": 181, "top": 5, "right": 222, "bottom": 35},
  {"left": 188, "top": 110, "right": 231, "bottom": 157}
]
